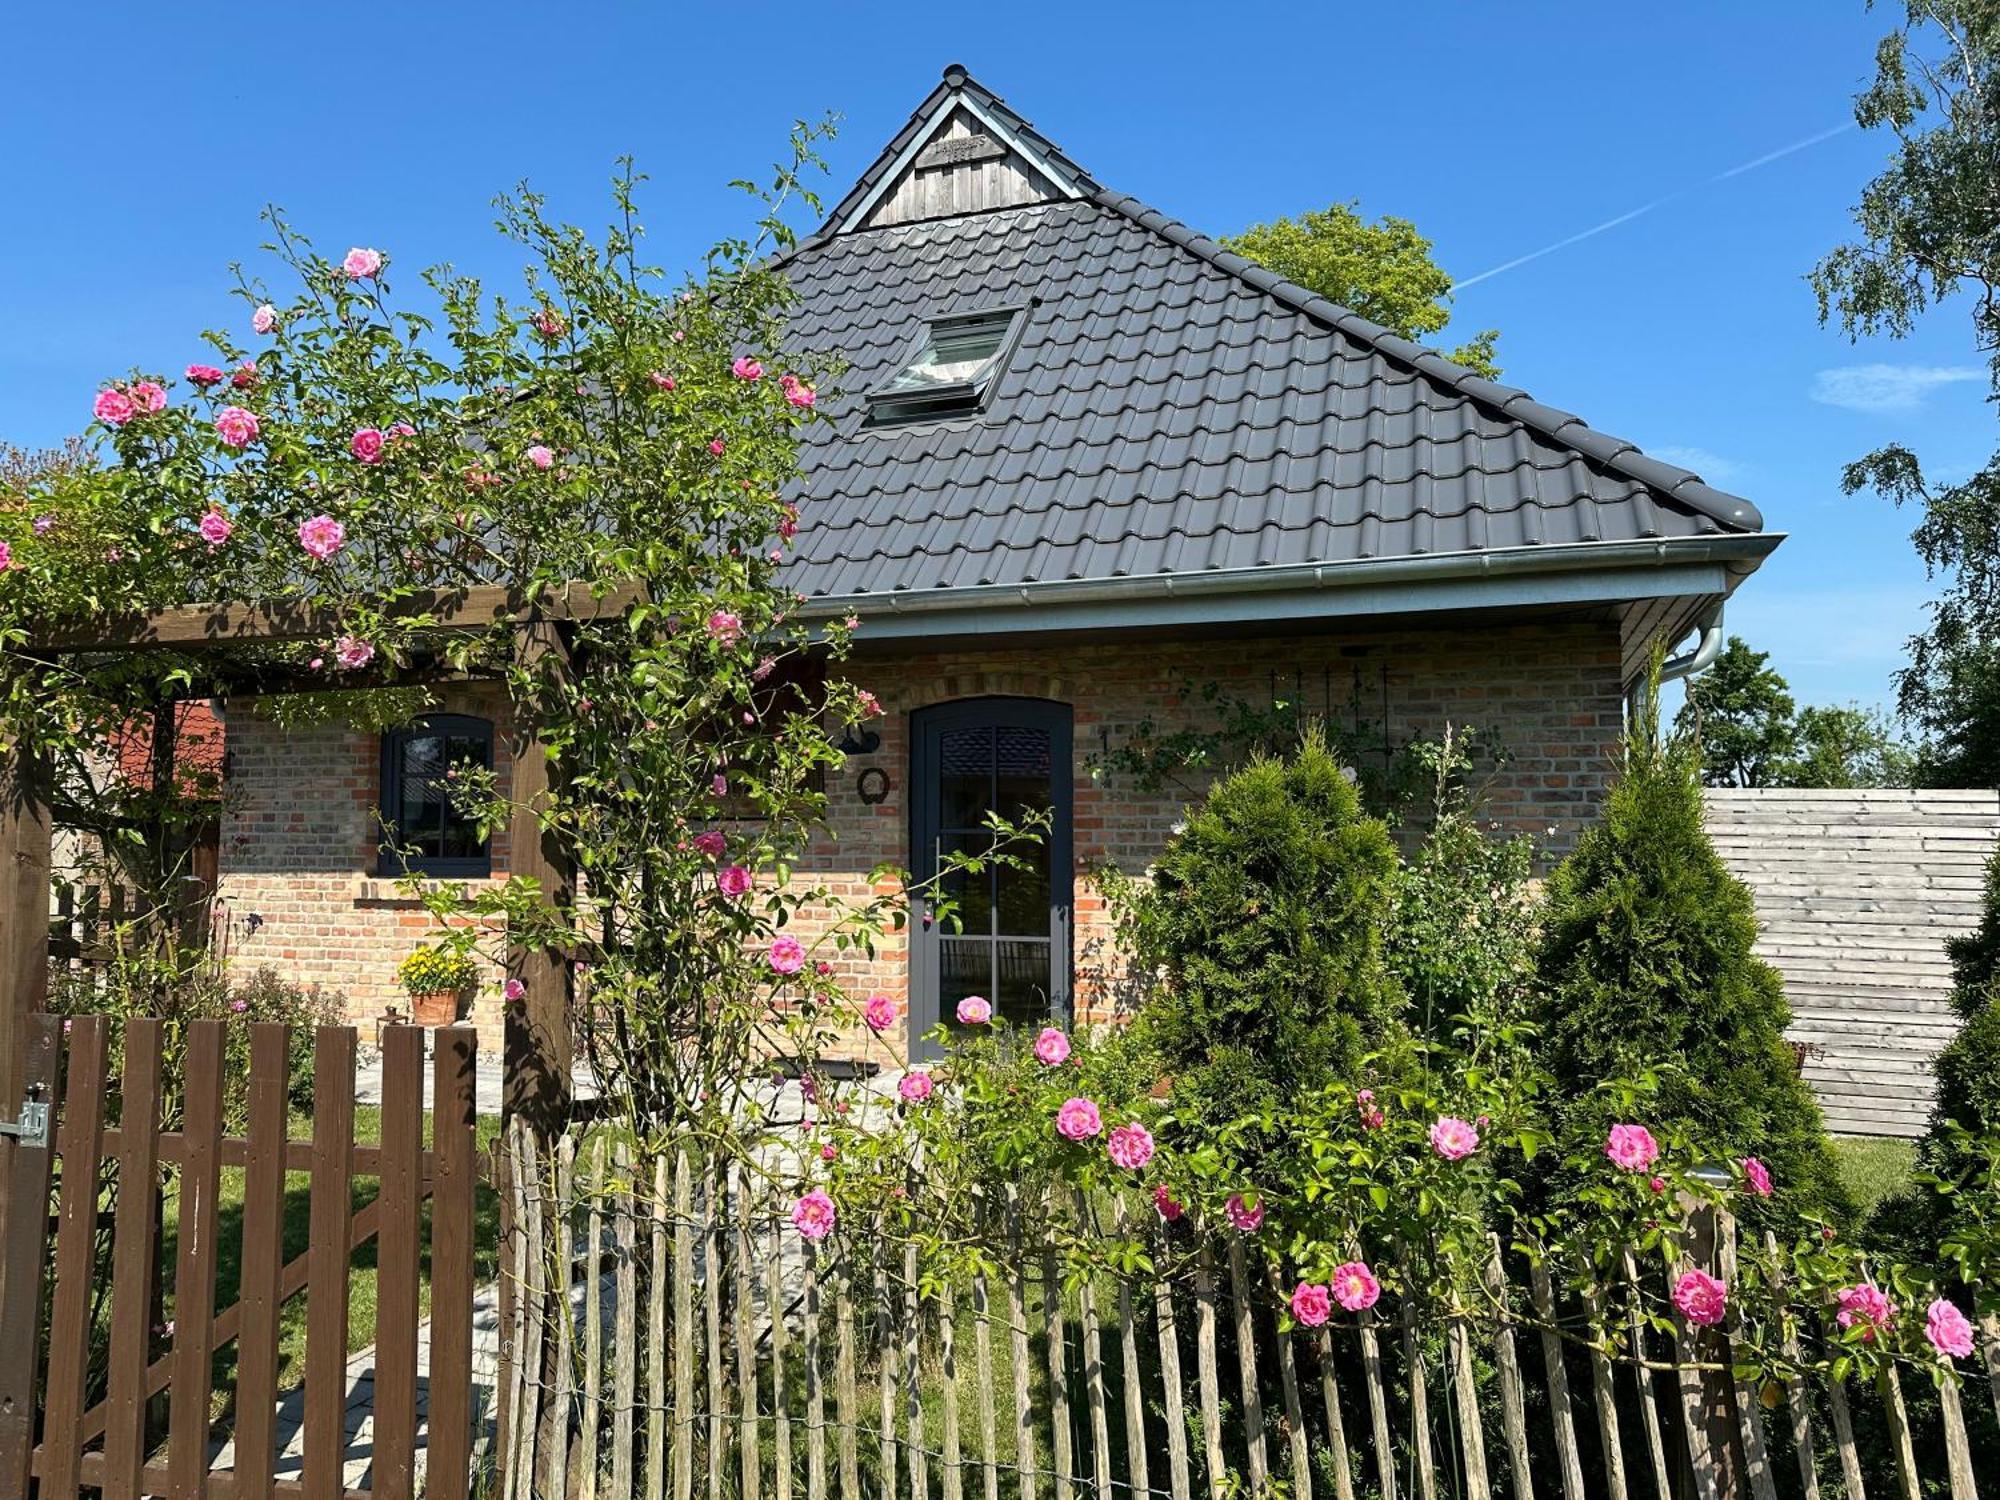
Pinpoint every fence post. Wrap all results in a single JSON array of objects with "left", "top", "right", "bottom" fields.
[{"left": 0, "top": 1015, "right": 60, "bottom": 1497}]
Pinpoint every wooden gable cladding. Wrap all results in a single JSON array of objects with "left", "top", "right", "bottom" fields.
[{"left": 862, "top": 107, "right": 1064, "bottom": 229}]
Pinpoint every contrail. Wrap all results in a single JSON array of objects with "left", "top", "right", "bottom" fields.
[{"left": 1454, "top": 121, "right": 1855, "bottom": 290}]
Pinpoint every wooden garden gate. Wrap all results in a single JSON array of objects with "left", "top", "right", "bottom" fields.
[{"left": 0, "top": 1014, "right": 482, "bottom": 1498}]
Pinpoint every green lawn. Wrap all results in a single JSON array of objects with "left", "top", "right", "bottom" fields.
[{"left": 1831, "top": 1134, "right": 1916, "bottom": 1215}]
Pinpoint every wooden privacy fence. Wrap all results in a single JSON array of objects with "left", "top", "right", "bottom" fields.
[
  {"left": 499, "top": 1127, "right": 2000, "bottom": 1500},
  {"left": 0, "top": 1014, "right": 482, "bottom": 1499}
]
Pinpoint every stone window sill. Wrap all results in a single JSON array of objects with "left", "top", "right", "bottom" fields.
[{"left": 353, "top": 875, "right": 506, "bottom": 906}]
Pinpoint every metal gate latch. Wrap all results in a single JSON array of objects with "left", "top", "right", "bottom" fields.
[{"left": 0, "top": 1084, "right": 50, "bottom": 1149}]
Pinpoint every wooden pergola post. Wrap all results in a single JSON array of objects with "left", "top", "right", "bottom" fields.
[{"left": 0, "top": 738, "right": 53, "bottom": 1312}]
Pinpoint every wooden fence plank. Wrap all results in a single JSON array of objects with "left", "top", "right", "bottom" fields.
[
  {"left": 836, "top": 1253, "right": 860, "bottom": 1500},
  {"left": 705, "top": 1166, "right": 726, "bottom": 1500},
  {"left": 40, "top": 1014, "right": 108, "bottom": 1500},
  {"left": 1114, "top": 1205, "right": 1150, "bottom": 1500},
  {"left": 429, "top": 1027, "right": 478, "bottom": 1500},
  {"left": 1822, "top": 1348, "right": 1867, "bottom": 1500},
  {"left": 1153, "top": 1237, "right": 1192, "bottom": 1500},
  {"left": 1076, "top": 1221, "right": 1111, "bottom": 1500},
  {"left": 672, "top": 1150, "right": 695, "bottom": 1500},
  {"left": 1226, "top": 1238, "right": 1269, "bottom": 1494},
  {"left": 1715, "top": 1213, "right": 1777, "bottom": 1500},
  {"left": 502, "top": 1121, "right": 530, "bottom": 1500},
  {"left": 372, "top": 1026, "right": 424, "bottom": 1500},
  {"left": 1399, "top": 1283, "right": 1436, "bottom": 1500},
  {"left": 1938, "top": 1366, "right": 1979, "bottom": 1500},
  {"left": 1006, "top": 1199, "right": 1036, "bottom": 1500},
  {"left": 1982, "top": 1313, "right": 2000, "bottom": 1430},
  {"left": 168, "top": 1020, "right": 226, "bottom": 1500},
  {"left": 904, "top": 1238, "right": 928, "bottom": 1500},
  {"left": 514, "top": 1125, "right": 548, "bottom": 1500},
  {"left": 548, "top": 1133, "right": 576, "bottom": 1500},
  {"left": 231, "top": 1023, "right": 292, "bottom": 1500},
  {"left": 582, "top": 1137, "right": 606, "bottom": 1500},
  {"left": 1529, "top": 1259, "right": 1586, "bottom": 1500},
  {"left": 1044, "top": 1244, "right": 1073, "bottom": 1500},
  {"left": 733, "top": 1165, "right": 762, "bottom": 1500},
  {"left": 1878, "top": 1364, "right": 1920, "bottom": 1500},
  {"left": 1584, "top": 1282, "right": 1630, "bottom": 1500},
  {"left": 1267, "top": 1264, "right": 1313, "bottom": 1499},
  {"left": 804, "top": 1240, "right": 827, "bottom": 1500},
  {"left": 1668, "top": 1244, "right": 1719, "bottom": 1500},
  {"left": 1315, "top": 1328, "right": 1356, "bottom": 1500},
  {"left": 876, "top": 1232, "right": 900, "bottom": 1500},
  {"left": 937, "top": 1255, "right": 962, "bottom": 1500},
  {"left": 1755, "top": 1236, "right": 1818, "bottom": 1500},
  {"left": 0, "top": 1015, "right": 61, "bottom": 1499},
  {"left": 104, "top": 1019, "right": 163, "bottom": 1500},
  {"left": 305, "top": 1027, "right": 356, "bottom": 1500},
  {"left": 768, "top": 1206, "right": 793, "bottom": 1500},
  {"left": 1448, "top": 1318, "right": 1491, "bottom": 1500},
  {"left": 1360, "top": 1302, "right": 1399, "bottom": 1500},
  {"left": 1484, "top": 1239, "right": 1532, "bottom": 1500},
  {"left": 972, "top": 1249, "right": 999, "bottom": 1500},
  {"left": 646, "top": 1154, "right": 669, "bottom": 1500},
  {"left": 1617, "top": 1251, "right": 1672, "bottom": 1500}
]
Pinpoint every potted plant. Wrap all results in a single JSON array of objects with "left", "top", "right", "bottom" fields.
[{"left": 397, "top": 947, "right": 477, "bottom": 1028}]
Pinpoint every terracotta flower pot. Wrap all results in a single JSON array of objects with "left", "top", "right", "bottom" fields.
[{"left": 408, "top": 988, "right": 463, "bottom": 1028}]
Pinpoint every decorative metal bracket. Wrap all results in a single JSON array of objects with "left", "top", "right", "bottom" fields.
[{"left": 0, "top": 1084, "right": 51, "bottom": 1150}]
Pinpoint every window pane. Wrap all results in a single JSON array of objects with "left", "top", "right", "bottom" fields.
[
  {"left": 937, "top": 831, "right": 994, "bottom": 935},
  {"left": 995, "top": 939, "right": 1053, "bottom": 1027},
  {"left": 995, "top": 844, "right": 1050, "bottom": 937},
  {"left": 994, "top": 726, "right": 1052, "bottom": 819},
  {"left": 939, "top": 726, "right": 993, "bottom": 829},
  {"left": 391, "top": 724, "right": 490, "bottom": 869},
  {"left": 885, "top": 318, "right": 1010, "bottom": 393},
  {"left": 939, "top": 938, "right": 993, "bottom": 1022}
]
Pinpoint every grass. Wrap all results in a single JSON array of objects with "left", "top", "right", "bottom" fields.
[{"left": 1831, "top": 1134, "right": 1917, "bottom": 1216}]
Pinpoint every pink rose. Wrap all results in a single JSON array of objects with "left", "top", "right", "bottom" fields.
[
  {"left": 1225, "top": 1194, "right": 1265, "bottom": 1233},
  {"left": 856, "top": 690, "right": 882, "bottom": 718},
  {"left": 342, "top": 246, "right": 384, "bottom": 280},
  {"left": 0, "top": 541, "right": 12, "bottom": 571},
  {"left": 955, "top": 995, "right": 991, "bottom": 1025},
  {"left": 711, "top": 773, "right": 728, "bottom": 798},
  {"left": 198, "top": 508, "right": 233, "bottom": 548},
  {"left": 1429, "top": 1116, "right": 1480, "bottom": 1161},
  {"left": 1926, "top": 1297, "right": 1975, "bottom": 1360},
  {"left": 820, "top": 1143, "right": 837, "bottom": 1162},
  {"left": 1056, "top": 1097, "right": 1103, "bottom": 1141},
  {"left": 732, "top": 356, "right": 764, "bottom": 381},
  {"left": 716, "top": 865, "right": 752, "bottom": 898},
  {"left": 1290, "top": 1282, "right": 1332, "bottom": 1328},
  {"left": 231, "top": 361, "right": 259, "bottom": 389},
  {"left": 525, "top": 444, "right": 554, "bottom": 470},
  {"left": 862, "top": 994, "right": 896, "bottom": 1032},
  {"left": 531, "top": 308, "right": 565, "bottom": 340},
  {"left": 298, "top": 514, "right": 346, "bottom": 561},
  {"left": 186, "top": 363, "right": 224, "bottom": 386},
  {"left": 791, "top": 1189, "right": 836, "bottom": 1241},
  {"left": 215, "top": 405, "right": 261, "bottom": 448},
  {"left": 1331, "top": 1262, "right": 1381, "bottom": 1312},
  {"left": 1672, "top": 1270, "right": 1728, "bottom": 1328},
  {"left": 707, "top": 439, "right": 725, "bottom": 457},
  {"left": 899, "top": 1071, "right": 934, "bottom": 1103},
  {"left": 350, "top": 428, "right": 385, "bottom": 464},
  {"left": 334, "top": 636, "right": 375, "bottom": 671},
  {"left": 1153, "top": 1184, "right": 1185, "bottom": 1221},
  {"left": 1604, "top": 1124, "right": 1659, "bottom": 1173},
  {"left": 706, "top": 610, "right": 743, "bottom": 645},
  {"left": 1741, "top": 1158, "right": 1773, "bottom": 1198},
  {"left": 388, "top": 421, "right": 415, "bottom": 439},
  {"left": 768, "top": 935, "right": 806, "bottom": 975},
  {"left": 1649, "top": 1176, "right": 1667, "bottom": 1194},
  {"left": 1106, "top": 1122, "right": 1154, "bottom": 1171},
  {"left": 503, "top": 978, "right": 526, "bottom": 1002},
  {"left": 1033, "top": 1027, "right": 1071, "bottom": 1066},
  {"left": 251, "top": 304, "right": 279, "bottom": 334},
  {"left": 692, "top": 829, "right": 726, "bottom": 859},
  {"left": 780, "top": 373, "right": 816, "bottom": 408},
  {"left": 94, "top": 388, "right": 136, "bottom": 426},
  {"left": 128, "top": 381, "right": 166, "bottom": 413},
  {"left": 1837, "top": 1284, "right": 1895, "bottom": 1342},
  {"left": 651, "top": 372, "right": 677, "bottom": 391},
  {"left": 231, "top": 999, "right": 249, "bottom": 1014}
]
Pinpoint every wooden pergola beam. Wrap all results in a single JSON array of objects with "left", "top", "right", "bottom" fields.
[{"left": 26, "top": 580, "right": 643, "bottom": 654}]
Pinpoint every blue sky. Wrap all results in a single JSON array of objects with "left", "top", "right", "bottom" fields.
[{"left": 4, "top": 2, "right": 1988, "bottom": 713}]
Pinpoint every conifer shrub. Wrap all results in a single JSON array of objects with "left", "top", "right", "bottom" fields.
[
  {"left": 1123, "top": 727, "right": 1404, "bottom": 1130},
  {"left": 1535, "top": 712, "right": 1852, "bottom": 1222}
]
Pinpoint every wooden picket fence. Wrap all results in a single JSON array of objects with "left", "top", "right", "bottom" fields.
[
  {"left": 499, "top": 1122, "right": 2000, "bottom": 1500},
  {"left": 0, "top": 1013, "right": 483, "bottom": 1499}
]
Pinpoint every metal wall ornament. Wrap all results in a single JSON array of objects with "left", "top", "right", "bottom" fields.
[{"left": 856, "top": 766, "right": 890, "bottom": 804}]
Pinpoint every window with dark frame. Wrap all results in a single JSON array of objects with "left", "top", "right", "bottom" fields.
[
  {"left": 864, "top": 305, "right": 1027, "bottom": 426},
  {"left": 378, "top": 714, "right": 494, "bottom": 878}
]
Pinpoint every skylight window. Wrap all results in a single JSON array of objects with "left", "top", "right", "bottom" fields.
[{"left": 866, "top": 306, "right": 1025, "bottom": 425}]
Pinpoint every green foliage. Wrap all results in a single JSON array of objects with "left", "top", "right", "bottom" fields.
[
  {"left": 1676, "top": 635, "right": 1913, "bottom": 788},
  {"left": 1788, "top": 702, "right": 1917, "bottom": 788},
  {"left": 1535, "top": 706, "right": 1852, "bottom": 1224},
  {"left": 1122, "top": 728, "right": 1404, "bottom": 1131},
  {"left": 1224, "top": 202, "right": 1500, "bottom": 377},
  {"left": 1813, "top": 4, "right": 2000, "bottom": 780}
]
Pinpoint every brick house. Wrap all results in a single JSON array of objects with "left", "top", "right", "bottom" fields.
[{"left": 214, "top": 67, "right": 1777, "bottom": 1057}]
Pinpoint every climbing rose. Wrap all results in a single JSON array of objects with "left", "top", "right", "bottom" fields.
[
  {"left": 768, "top": 935, "right": 806, "bottom": 975},
  {"left": 1106, "top": 1122, "right": 1154, "bottom": 1171},
  {"left": 1055, "top": 1097, "right": 1103, "bottom": 1141},
  {"left": 856, "top": 690, "right": 882, "bottom": 718},
  {"left": 251, "top": 303, "right": 279, "bottom": 333},
  {"left": 707, "top": 438, "right": 725, "bottom": 456},
  {"left": 862, "top": 994, "right": 896, "bottom": 1032},
  {"left": 791, "top": 1189, "right": 836, "bottom": 1241},
  {"left": 955, "top": 995, "right": 991, "bottom": 1025},
  {"left": 93, "top": 388, "right": 136, "bottom": 426},
  {"left": 650, "top": 372, "right": 676, "bottom": 391},
  {"left": 186, "top": 363, "right": 224, "bottom": 386},
  {"left": 1429, "top": 1116, "right": 1480, "bottom": 1161},
  {"left": 231, "top": 360, "right": 259, "bottom": 389},
  {"left": 1604, "top": 1124, "right": 1659, "bottom": 1173},
  {"left": 1033, "top": 1027, "right": 1071, "bottom": 1066},
  {"left": 1290, "top": 1282, "right": 1332, "bottom": 1327},
  {"left": 129, "top": 380, "right": 167, "bottom": 412},
  {"left": 1742, "top": 1157, "right": 1773, "bottom": 1198},
  {"left": 1153, "top": 1185, "right": 1184, "bottom": 1221},
  {"left": 820, "top": 1143, "right": 837, "bottom": 1162},
  {"left": 1672, "top": 1270, "right": 1728, "bottom": 1328},
  {"left": 334, "top": 636, "right": 375, "bottom": 671},
  {"left": 1225, "top": 1194, "right": 1265, "bottom": 1232},
  {"left": 198, "top": 508, "right": 233, "bottom": 548},
  {"left": 1331, "top": 1262, "right": 1381, "bottom": 1312},
  {"left": 899, "top": 1071, "right": 934, "bottom": 1103},
  {"left": 781, "top": 373, "right": 816, "bottom": 407},
  {"left": 342, "top": 246, "right": 384, "bottom": 279},
  {"left": 716, "top": 865, "right": 752, "bottom": 898},
  {"left": 692, "top": 829, "right": 726, "bottom": 858},
  {"left": 350, "top": 427, "right": 385, "bottom": 464},
  {"left": 0, "top": 542, "right": 11, "bottom": 571},
  {"left": 297, "top": 514, "right": 346, "bottom": 560},
  {"left": 503, "top": 979, "right": 526, "bottom": 1002},
  {"left": 1836, "top": 1284, "right": 1895, "bottom": 1342},
  {"left": 711, "top": 773, "right": 728, "bottom": 798},
  {"left": 1926, "top": 1297, "right": 1975, "bottom": 1360},
  {"left": 732, "top": 356, "right": 764, "bottom": 380},
  {"left": 215, "top": 406, "right": 260, "bottom": 448},
  {"left": 530, "top": 308, "right": 564, "bottom": 339},
  {"left": 706, "top": 610, "right": 743, "bottom": 645},
  {"left": 525, "top": 444, "right": 554, "bottom": 470}
]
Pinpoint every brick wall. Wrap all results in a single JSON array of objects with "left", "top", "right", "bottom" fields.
[
  {"left": 212, "top": 620, "right": 1625, "bottom": 1058},
  {"left": 216, "top": 684, "right": 514, "bottom": 1039}
]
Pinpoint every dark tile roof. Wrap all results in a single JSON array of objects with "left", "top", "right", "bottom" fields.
[{"left": 780, "top": 68, "right": 1764, "bottom": 605}]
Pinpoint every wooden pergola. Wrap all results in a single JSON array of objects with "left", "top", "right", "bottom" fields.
[{"left": 0, "top": 580, "right": 641, "bottom": 1133}]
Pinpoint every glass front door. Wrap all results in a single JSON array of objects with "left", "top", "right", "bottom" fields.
[{"left": 910, "top": 698, "right": 1073, "bottom": 1058}]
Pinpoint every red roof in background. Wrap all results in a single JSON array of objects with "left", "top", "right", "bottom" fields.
[{"left": 114, "top": 702, "right": 225, "bottom": 796}]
